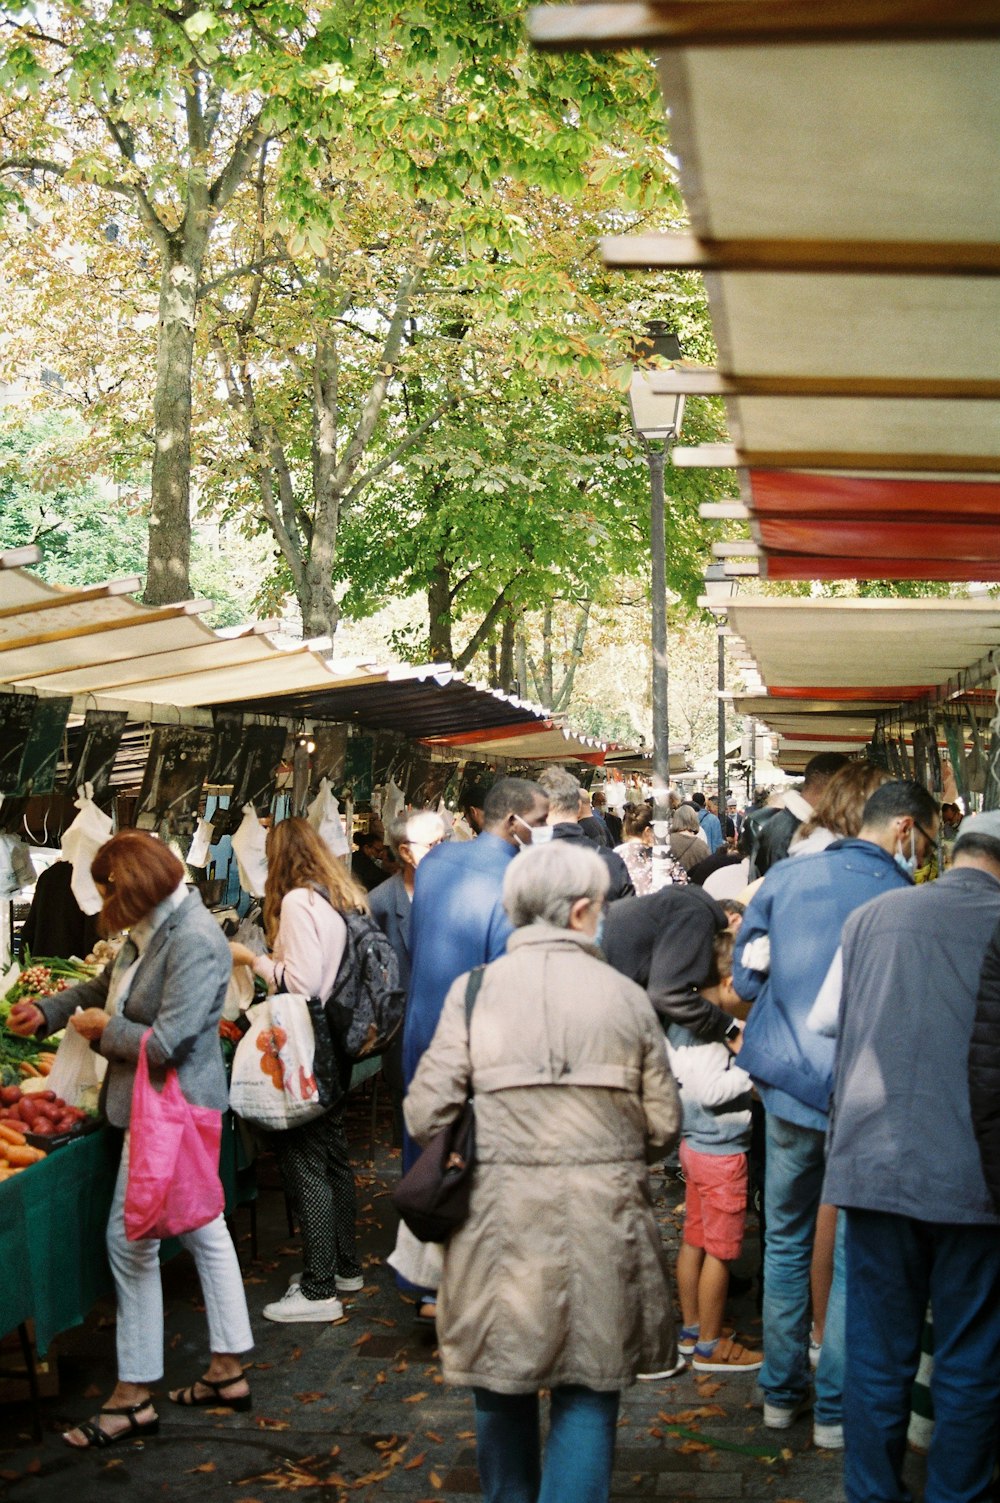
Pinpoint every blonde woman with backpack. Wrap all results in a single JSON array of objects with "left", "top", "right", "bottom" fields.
[{"left": 230, "top": 817, "right": 369, "bottom": 1322}]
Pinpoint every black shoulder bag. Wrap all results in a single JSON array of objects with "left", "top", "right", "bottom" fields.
[{"left": 392, "top": 966, "right": 483, "bottom": 1243}]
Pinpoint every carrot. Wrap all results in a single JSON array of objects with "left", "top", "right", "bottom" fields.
[
  {"left": 35, "top": 1055, "right": 54, "bottom": 1075},
  {"left": 0, "top": 1123, "right": 27, "bottom": 1147},
  {"left": 4, "top": 1144, "right": 45, "bottom": 1166},
  {"left": 18, "top": 1062, "right": 41, "bottom": 1079}
]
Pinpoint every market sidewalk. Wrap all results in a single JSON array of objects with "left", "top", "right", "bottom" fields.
[{"left": 0, "top": 1090, "right": 920, "bottom": 1501}]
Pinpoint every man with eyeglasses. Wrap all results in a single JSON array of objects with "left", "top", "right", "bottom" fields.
[{"left": 732, "top": 779, "right": 940, "bottom": 1452}]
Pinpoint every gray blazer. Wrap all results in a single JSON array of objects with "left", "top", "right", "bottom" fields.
[
  {"left": 39, "top": 890, "right": 231, "bottom": 1129},
  {"left": 368, "top": 872, "right": 413, "bottom": 989}
]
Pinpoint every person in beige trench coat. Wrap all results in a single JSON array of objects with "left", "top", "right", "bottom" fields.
[{"left": 405, "top": 841, "right": 682, "bottom": 1503}]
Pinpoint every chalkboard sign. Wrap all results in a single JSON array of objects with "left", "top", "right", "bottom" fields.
[
  {"left": 335, "top": 733, "right": 373, "bottom": 806},
  {"left": 0, "top": 692, "right": 38, "bottom": 794},
  {"left": 61, "top": 709, "right": 129, "bottom": 802},
  {"left": 135, "top": 725, "right": 216, "bottom": 828},
  {"left": 206, "top": 709, "right": 244, "bottom": 788},
  {"left": 216, "top": 724, "right": 287, "bottom": 834},
  {"left": 311, "top": 724, "right": 347, "bottom": 789},
  {"left": 18, "top": 695, "right": 72, "bottom": 795}
]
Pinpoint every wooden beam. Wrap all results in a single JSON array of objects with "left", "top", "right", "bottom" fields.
[
  {"left": 699, "top": 502, "right": 749, "bottom": 520},
  {"left": 0, "top": 599, "right": 212, "bottom": 654},
  {"left": 673, "top": 446, "right": 1000, "bottom": 473},
  {"left": 0, "top": 576, "right": 142, "bottom": 623},
  {"left": 649, "top": 370, "right": 1000, "bottom": 400},
  {"left": 0, "top": 546, "right": 42, "bottom": 571},
  {"left": 528, "top": 2, "right": 1000, "bottom": 52},
  {"left": 713, "top": 540, "right": 760, "bottom": 557},
  {"left": 601, "top": 233, "right": 1000, "bottom": 276}
]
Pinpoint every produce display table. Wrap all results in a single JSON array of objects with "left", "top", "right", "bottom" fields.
[{"left": 0, "top": 1128, "right": 119, "bottom": 1358}]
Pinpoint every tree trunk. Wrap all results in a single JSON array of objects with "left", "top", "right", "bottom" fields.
[
  {"left": 551, "top": 599, "right": 591, "bottom": 713},
  {"left": 515, "top": 632, "right": 527, "bottom": 700},
  {"left": 428, "top": 553, "right": 453, "bottom": 662},
  {"left": 498, "top": 611, "right": 516, "bottom": 694},
  {"left": 144, "top": 236, "right": 205, "bottom": 605},
  {"left": 299, "top": 556, "right": 340, "bottom": 642}
]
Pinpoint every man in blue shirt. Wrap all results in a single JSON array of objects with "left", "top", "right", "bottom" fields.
[
  {"left": 692, "top": 791, "right": 724, "bottom": 854},
  {"left": 733, "top": 780, "right": 938, "bottom": 1450}
]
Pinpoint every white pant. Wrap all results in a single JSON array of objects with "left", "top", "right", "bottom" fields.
[{"left": 106, "top": 1135, "right": 254, "bottom": 1383}]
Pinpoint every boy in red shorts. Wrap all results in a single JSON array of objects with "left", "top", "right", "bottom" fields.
[{"left": 666, "top": 932, "right": 762, "bottom": 1373}]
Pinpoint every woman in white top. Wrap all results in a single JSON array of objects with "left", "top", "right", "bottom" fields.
[{"left": 230, "top": 817, "right": 368, "bottom": 1323}]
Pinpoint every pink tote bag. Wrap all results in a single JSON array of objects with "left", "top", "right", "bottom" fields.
[{"left": 124, "top": 1030, "right": 224, "bottom": 1241}]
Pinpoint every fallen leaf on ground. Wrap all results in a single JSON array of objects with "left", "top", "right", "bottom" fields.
[
  {"left": 677, "top": 1439, "right": 712, "bottom": 1454},
  {"left": 403, "top": 1391, "right": 428, "bottom": 1403},
  {"left": 294, "top": 1392, "right": 325, "bottom": 1404},
  {"left": 425, "top": 1431, "right": 444, "bottom": 1443},
  {"left": 648, "top": 1426, "right": 663, "bottom": 1439},
  {"left": 254, "top": 1417, "right": 290, "bottom": 1431},
  {"left": 404, "top": 1453, "right": 426, "bottom": 1470},
  {"left": 429, "top": 1473, "right": 443, "bottom": 1489},
  {"left": 370, "top": 1316, "right": 397, "bottom": 1328},
  {"left": 289, "top": 1347, "right": 303, "bottom": 1361},
  {"left": 694, "top": 1378, "right": 723, "bottom": 1397},
  {"left": 456, "top": 1430, "right": 474, "bottom": 1440},
  {"left": 189, "top": 1461, "right": 216, "bottom": 1473},
  {"left": 374, "top": 1436, "right": 399, "bottom": 1451},
  {"left": 353, "top": 1332, "right": 373, "bottom": 1349}
]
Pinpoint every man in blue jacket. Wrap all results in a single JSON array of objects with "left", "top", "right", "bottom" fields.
[
  {"left": 825, "top": 811, "right": 1000, "bottom": 1503},
  {"left": 692, "top": 791, "right": 724, "bottom": 854},
  {"left": 733, "top": 780, "right": 939, "bottom": 1449}
]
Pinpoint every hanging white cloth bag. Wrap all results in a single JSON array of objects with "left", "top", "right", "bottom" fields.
[
  {"left": 60, "top": 785, "right": 114, "bottom": 916},
  {"left": 231, "top": 805, "right": 268, "bottom": 897},
  {"left": 306, "top": 778, "right": 349, "bottom": 858}
]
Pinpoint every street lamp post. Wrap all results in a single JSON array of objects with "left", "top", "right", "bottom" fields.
[
  {"left": 628, "top": 320, "right": 685, "bottom": 810},
  {"left": 703, "top": 562, "right": 739, "bottom": 818}
]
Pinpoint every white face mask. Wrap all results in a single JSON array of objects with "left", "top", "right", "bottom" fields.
[{"left": 514, "top": 814, "right": 551, "bottom": 847}]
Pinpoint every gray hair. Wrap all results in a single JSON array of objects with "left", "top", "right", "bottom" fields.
[
  {"left": 503, "top": 841, "right": 609, "bottom": 929},
  {"left": 671, "top": 803, "right": 701, "bottom": 833},
  {"left": 537, "top": 765, "right": 582, "bottom": 817},
  {"left": 385, "top": 809, "right": 447, "bottom": 858}
]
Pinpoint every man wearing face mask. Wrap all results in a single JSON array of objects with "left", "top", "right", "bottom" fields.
[
  {"left": 732, "top": 779, "right": 940, "bottom": 1450},
  {"left": 537, "top": 766, "right": 636, "bottom": 903}
]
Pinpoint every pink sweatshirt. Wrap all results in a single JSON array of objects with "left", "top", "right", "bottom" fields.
[{"left": 253, "top": 888, "right": 346, "bottom": 998}]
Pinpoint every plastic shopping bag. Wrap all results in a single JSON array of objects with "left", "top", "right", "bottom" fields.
[
  {"left": 228, "top": 993, "right": 332, "bottom": 1131},
  {"left": 124, "top": 1031, "right": 223, "bottom": 1241},
  {"left": 60, "top": 784, "right": 113, "bottom": 915},
  {"left": 231, "top": 805, "right": 268, "bottom": 896},
  {"left": 46, "top": 1010, "right": 107, "bottom": 1109},
  {"left": 187, "top": 817, "right": 215, "bottom": 870},
  {"left": 306, "top": 778, "right": 349, "bottom": 858}
]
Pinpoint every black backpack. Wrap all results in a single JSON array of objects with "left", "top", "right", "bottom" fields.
[{"left": 324, "top": 910, "right": 405, "bottom": 1061}]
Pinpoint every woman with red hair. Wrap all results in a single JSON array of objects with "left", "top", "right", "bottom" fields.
[{"left": 9, "top": 830, "right": 253, "bottom": 1448}]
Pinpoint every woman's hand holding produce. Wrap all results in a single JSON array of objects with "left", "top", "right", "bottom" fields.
[
  {"left": 69, "top": 1008, "right": 109, "bottom": 1041},
  {"left": 7, "top": 1001, "right": 46, "bottom": 1036}
]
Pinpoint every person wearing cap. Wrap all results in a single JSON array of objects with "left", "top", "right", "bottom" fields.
[{"left": 822, "top": 808, "right": 1000, "bottom": 1503}]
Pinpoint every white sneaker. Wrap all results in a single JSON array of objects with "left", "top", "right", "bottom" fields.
[
  {"left": 288, "top": 1271, "right": 365, "bottom": 1294},
  {"left": 263, "top": 1287, "right": 344, "bottom": 1323},
  {"left": 636, "top": 1358, "right": 688, "bottom": 1380},
  {"left": 813, "top": 1421, "right": 844, "bottom": 1450},
  {"left": 763, "top": 1395, "right": 813, "bottom": 1429}
]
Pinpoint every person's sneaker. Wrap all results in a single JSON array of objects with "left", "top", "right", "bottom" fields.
[
  {"left": 288, "top": 1271, "right": 365, "bottom": 1294},
  {"left": 763, "top": 1394, "right": 814, "bottom": 1429},
  {"left": 692, "top": 1337, "right": 763, "bottom": 1373},
  {"left": 636, "top": 1357, "right": 688, "bottom": 1380},
  {"left": 263, "top": 1288, "right": 344, "bottom": 1323},
  {"left": 813, "top": 1421, "right": 844, "bottom": 1450},
  {"left": 335, "top": 1273, "right": 365, "bottom": 1293}
]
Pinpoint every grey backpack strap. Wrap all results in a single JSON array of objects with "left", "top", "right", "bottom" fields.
[{"left": 465, "top": 964, "right": 485, "bottom": 1026}]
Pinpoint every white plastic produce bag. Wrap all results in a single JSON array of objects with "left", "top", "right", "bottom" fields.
[{"left": 306, "top": 778, "right": 349, "bottom": 858}]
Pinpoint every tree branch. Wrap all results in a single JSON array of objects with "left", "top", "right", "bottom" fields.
[
  {"left": 454, "top": 576, "right": 523, "bottom": 672},
  {"left": 209, "top": 121, "right": 268, "bottom": 212},
  {"left": 342, "top": 394, "right": 459, "bottom": 506}
]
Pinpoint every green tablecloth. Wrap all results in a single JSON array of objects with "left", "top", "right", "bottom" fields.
[
  {"left": 0, "top": 1115, "right": 256, "bottom": 1357},
  {"left": 0, "top": 1129, "right": 120, "bottom": 1357}
]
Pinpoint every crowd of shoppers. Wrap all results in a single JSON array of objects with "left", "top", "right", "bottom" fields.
[{"left": 13, "top": 759, "right": 1000, "bottom": 1502}]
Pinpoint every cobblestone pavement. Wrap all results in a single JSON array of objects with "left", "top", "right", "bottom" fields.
[{"left": 2, "top": 1089, "right": 926, "bottom": 1501}]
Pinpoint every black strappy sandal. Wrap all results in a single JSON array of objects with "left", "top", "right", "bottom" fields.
[
  {"left": 169, "top": 1373, "right": 252, "bottom": 1411},
  {"left": 64, "top": 1399, "right": 159, "bottom": 1449}
]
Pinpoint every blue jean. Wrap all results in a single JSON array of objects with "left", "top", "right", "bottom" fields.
[
  {"left": 474, "top": 1385, "right": 620, "bottom": 1503},
  {"left": 844, "top": 1209, "right": 1000, "bottom": 1503},
  {"left": 761, "top": 1112, "right": 845, "bottom": 1424}
]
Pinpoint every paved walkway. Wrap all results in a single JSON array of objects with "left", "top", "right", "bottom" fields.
[{"left": 1, "top": 1089, "right": 924, "bottom": 1501}]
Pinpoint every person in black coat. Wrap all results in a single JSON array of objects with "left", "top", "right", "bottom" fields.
[
  {"left": 970, "top": 904, "right": 1000, "bottom": 1212},
  {"left": 602, "top": 884, "right": 738, "bottom": 1043},
  {"left": 537, "top": 767, "right": 635, "bottom": 902}
]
